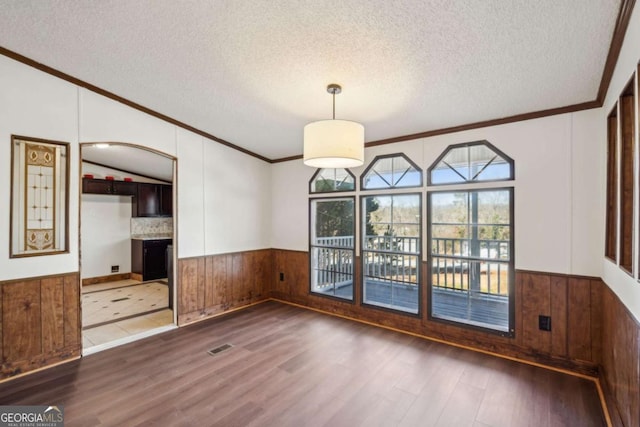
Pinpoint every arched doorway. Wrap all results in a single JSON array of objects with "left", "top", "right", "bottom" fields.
[{"left": 79, "top": 142, "right": 177, "bottom": 354}]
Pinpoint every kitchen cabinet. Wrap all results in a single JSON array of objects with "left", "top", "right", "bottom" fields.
[
  {"left": 133, "top": 183, "right": 172, "bottom": 217},
  {"left": 83, "top": 178, "right": 172, "bottom": 216},
  {"left": 160, "top": 184, "right": 172, "bottom": 216},
  {"left": 82, "top": 178, "right": 137, "bottom": 196},
  {"left": 135, "top": 183, "right": 160, "bottom": 217},
  {"left": 132, "top": 238, "right": 172, "bottom": 281}
]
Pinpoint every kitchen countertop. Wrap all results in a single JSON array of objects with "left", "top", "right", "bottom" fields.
[{"left": 131, "top": 234, "right": 173, "bottom": 241}]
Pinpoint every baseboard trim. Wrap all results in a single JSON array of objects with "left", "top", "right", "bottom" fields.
[
  {"left": 177, "top": 299, "right": 270, "bottom": 327},
  {"left": 82, "top": 324, "right": 178, "bottom": 356},
  {"left": 0, "top": 354, "right": 81, "bottom": 384},
  {"left": 82, "top": 273, "right": 132, "bottom": 286}
]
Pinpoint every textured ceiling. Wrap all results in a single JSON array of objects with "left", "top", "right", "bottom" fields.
[
  {"left": 83, "top": 144, "right": 173, "bottom": 182},
  {"left": 0, "top": 0, "right": 622, "bottom": 160}
]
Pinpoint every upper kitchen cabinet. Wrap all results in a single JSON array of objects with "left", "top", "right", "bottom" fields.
[
  {"left": 160, "top": 184, "right": 172, "bottom": 217},
  {"left": 82, "top": 178, "right": 137, "bottom": 196},
  {"left": 134, "top": 183, "right": 172, "bottom": 217}
]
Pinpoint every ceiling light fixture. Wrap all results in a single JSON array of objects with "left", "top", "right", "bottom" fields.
[{"left": 303, "top": 84, "right": 364, "bottom": 168}]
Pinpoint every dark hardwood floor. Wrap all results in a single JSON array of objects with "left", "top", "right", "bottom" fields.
[{"left": 0, "top": 300, "right": 605, "bottom": 426}]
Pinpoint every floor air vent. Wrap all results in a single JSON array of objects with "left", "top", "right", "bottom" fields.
[{"left": 207, "top": 343, "right": 233, "bottom": 356}]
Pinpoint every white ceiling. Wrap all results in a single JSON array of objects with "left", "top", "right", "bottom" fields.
[
  {"left": 82, "top": 144, "right": 174, "bottom": 182},
  {"left": 0, "top": 1, "right": 622, "bottom": 161}
]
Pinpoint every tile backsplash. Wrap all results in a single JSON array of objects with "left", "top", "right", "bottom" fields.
[{"left": 131, "top": 217, "right": 173, "bottom": 235}]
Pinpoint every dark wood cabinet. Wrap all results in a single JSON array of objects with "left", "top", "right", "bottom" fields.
[
  {"left": 83, "top": 178, "right": 172, "bottom": 217},
  {"left": 135, "top": 183, "right": 160, "bottom": 217},
  {"left": 133, "top": 183, "right": 172, "bottom": 217},
  {"left": 161, "top": 185, "right": 172, "bottom": 216},
  {"left": 83, "top": 178, "right": 111, "bottom": 194},
  {"left": 132, "top": 239, "right": 172, "bottom": 281},
  {"left": 112, "top": 181, "right": 138, "bottom": 196},
  {"left": 82, "top": 178, "right": 137, "bottom": 196}
]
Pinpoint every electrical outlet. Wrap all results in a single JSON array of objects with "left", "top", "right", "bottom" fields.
[
  {"left": 538, "top": 315, "right": 551, "bottom": 331},
  {"left": 111, "top": 265, "right": 119, "bottom": 273},
  {"left": 279, "top": 272, "right": 284, "bottom": 281}
]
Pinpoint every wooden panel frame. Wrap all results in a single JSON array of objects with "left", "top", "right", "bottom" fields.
[
  {"left": 605, "top": 105, "right": 619, "bottom": 262},
  {"left": 10, "top": 135, "right": 70, "bottom": 258},
  {"left": 618, "top": 77, "right": 635, "bottom": 275}
]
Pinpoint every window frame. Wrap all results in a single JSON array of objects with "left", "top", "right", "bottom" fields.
[
  {"left": 605, "top": 104, "right": 619, "bottom": 262},
  {"left": 427, "top": 140, "right": 515, "bottom": 186},
  {"left": 309, "top": 167, "right": 357, "bottom": 194},
  {"left": 308, "top": 195, "right": 356, "bottom": 303},
  {"left": 360, "top": 153, "right": 423, "bottom": 191},
  {"left": 427, "top": 186, "right": 515, "bottom": 337},
  {"left": 618, "top": 76, "right": 635, "bottom": 276},
  {"left": 360, "top": 191, "right": 423, "bottom": 317}
]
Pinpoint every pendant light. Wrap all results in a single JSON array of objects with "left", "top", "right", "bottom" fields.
[{"left": 303, "top": 84, "right": 364, "bottom": 168}]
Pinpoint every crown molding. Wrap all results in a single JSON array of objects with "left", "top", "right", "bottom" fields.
[{"left": 597, "top": 0, "right": 636, "bottom": 103}]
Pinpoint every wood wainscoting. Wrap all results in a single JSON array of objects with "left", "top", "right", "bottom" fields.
[
  {"left": 0, "top": 272, "right": 81, "bottom": 379},
  {"left": 600, "top": 283, "right": 640, "bottom": 427},
  {"left": 177, "top": 249, "right": 272, "bottom": 325},
  {"left": 271, "top": 249, "right": 602, "bottom": 376},
  {"left": 516, "top": 271, "right": 602, "bottom": 369}
]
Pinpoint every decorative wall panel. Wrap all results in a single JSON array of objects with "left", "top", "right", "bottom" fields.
[{"left": 10, "top": 136, "right": 69, "bottom": 257}]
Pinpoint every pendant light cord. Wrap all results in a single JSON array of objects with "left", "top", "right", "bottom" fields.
[
  {"left": 326, "top": 83, "right": 341, "bottom": 119},
  {"left": 332, "top": 91, "right": 336, "bottom": 120}
]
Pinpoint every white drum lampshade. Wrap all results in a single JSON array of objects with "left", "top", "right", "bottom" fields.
[
  {"left": 303, "top": 119, "right": 364, "bottom": 168},
  {"left": 303, "top": 83, "right": 365, "bottom": 169}
]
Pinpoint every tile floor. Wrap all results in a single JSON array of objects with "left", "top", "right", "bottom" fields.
[
  {"left": 82, "top": 278, "right": 174, "bottom": 349},
  {"left": 83, "top": 281, "right": 169, "bottom": 327}
]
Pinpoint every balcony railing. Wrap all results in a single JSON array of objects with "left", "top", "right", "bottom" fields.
[
  {"left": 431, "top": 237, "right": 509, "bottom": 296},
  {"left": 316, "top": 236, "right": 355, "bottom": 248},
  {"left": 363, "top": 235, "right": 419, "bottom": 254},
  {"left": 311, "top": 235, "right": 510, "bottom": 297},
  {"left": 432, "top": 236, "right": 510, "bottom": 260},
  {"left": 311, "top": 246, "right": 354, "bottom": 291}
]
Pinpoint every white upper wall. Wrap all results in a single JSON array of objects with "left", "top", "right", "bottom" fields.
[
  {"left": 570, "top": 109, "right": 605, "bottom": 275},
  {"left": 0, "top": 53, "right": 272, "bottom": 282},
  {"left": 79, "top": 89, "right": 177, "bottom": 157},
  {"left": 176, "top": 128, "right": 205, "bottom": 258},
  {"left": 600, "top": 4, "right": 640, "bottom": 321},
  {"left": 0, "top": 53, "right": 80, "bottom": 280},
  {"left": 203, "top": 140, "right": 272, "bottom": 254}
]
